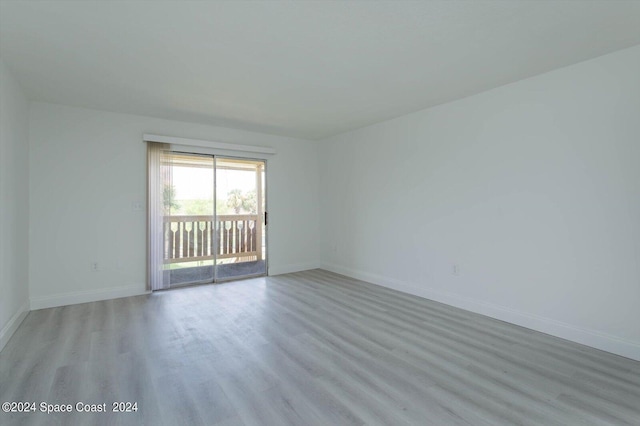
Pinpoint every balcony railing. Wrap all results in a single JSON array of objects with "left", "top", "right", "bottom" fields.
[{"left": 164, "top": 214, "right": 262, "bottom": 263}]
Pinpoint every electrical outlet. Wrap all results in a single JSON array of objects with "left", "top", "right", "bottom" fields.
[
  {"left": 91, "top": 262, "right": 100, "bottom": 272},
  {"left": 132, "top": 202, "right": 143, "bottom": 212}
]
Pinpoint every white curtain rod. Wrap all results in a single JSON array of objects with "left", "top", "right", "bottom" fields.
[{"left": 143, "top": 134, "right": 277, "bottom": 155}]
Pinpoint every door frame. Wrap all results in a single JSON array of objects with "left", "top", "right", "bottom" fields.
[{"left": 165, "top": 151, "right": 268, "bottom": 286}]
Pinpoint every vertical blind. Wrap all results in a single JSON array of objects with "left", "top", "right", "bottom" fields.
[{"left": 147, "top": 142, "right": 172, "bottom": 290}]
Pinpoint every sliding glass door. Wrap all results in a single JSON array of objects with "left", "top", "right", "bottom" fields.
[{"left": 151, "top": 148, "right": 267, "bottom": 289}]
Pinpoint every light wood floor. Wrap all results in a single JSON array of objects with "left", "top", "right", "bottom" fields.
[{"left": 1, "top": 269, "right": 639, "bottom": 426}]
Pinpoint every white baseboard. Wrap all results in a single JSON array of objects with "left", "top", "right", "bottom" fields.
[
  {"left": 30, "top": 284, "right": 150, "bottom": 310},
  {"left": 0, "top": 300, "right": 29, "bottom": 353},
  {"left": 320, "top": 262, "right": 640, "bottom": 362},
  {"left": 269, "top": 261, "right": 320, "bottom": 276}
]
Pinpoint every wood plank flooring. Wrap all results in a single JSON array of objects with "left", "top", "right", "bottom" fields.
[{"left": 1, "top": 269, "right": 639, "bottom": 425}]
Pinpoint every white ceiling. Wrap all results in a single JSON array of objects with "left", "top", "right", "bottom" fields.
[{"left": 1, "top": 1, "right": 639, "bottom": 140}]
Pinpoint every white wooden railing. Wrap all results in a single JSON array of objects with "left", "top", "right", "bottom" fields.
[{"left": 164, "top": 214, "right": 262, "bottom": 263}]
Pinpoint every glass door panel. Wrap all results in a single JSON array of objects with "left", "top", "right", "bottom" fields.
[
  {"left": 163, "top": 153, "right": 216, "bottom": 287},
  {"left": 214, "top": 157, "right": 267, "bottom": 281}
]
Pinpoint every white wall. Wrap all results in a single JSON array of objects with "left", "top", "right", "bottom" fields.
[
  {"left": 29, "top": 103, "right": 320, "bottom": 308},
  {"left": 319, "top": 45, "right": 640, "bottom": 360},
  {"left": 0, "top": 58, "right": 30, "bottom": 351}
]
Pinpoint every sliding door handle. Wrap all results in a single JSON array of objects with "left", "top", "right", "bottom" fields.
[{"left": 264, "top": 211, "right": 268, "bottom": 225}]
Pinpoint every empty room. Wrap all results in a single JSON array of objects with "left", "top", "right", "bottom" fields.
[{"left": 1, "top": 1, "right": 639, "bottom": 425}]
